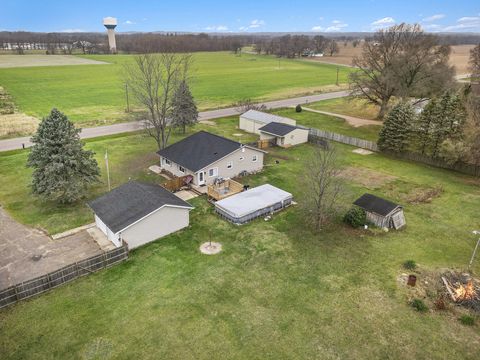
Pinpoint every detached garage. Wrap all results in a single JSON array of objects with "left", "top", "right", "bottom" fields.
[
  {"left": 239, "top": 110, "right": 297, "bottom": 134},
  {"left": 88, "top": 181, "right": 193, "bottom": 249}
]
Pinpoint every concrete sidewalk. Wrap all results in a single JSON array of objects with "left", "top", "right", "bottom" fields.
[{"left": 0, "top": 91, "right": 349, "bottom": 152}]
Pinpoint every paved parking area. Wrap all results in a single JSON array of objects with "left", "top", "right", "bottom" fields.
[{"left": 0, "top": 208, "right": 102, "bottom": 289}]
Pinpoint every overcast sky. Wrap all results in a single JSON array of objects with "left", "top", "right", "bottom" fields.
[{"left": 1, "top": 0, "right": 479, "bottom": 33}]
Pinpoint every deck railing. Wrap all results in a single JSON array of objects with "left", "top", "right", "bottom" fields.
[{"left": 207, "top": 179, "right": 244, "bottom": 201}]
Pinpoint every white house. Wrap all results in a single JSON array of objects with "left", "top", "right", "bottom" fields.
[
  {"left": 157, "top": 131, "right": 266, "bottom": 186},
  {"left": 239, "top": 110, "right": 297, "bottom": 134},
  {"left": 88, "top": 181, "right": 193, "bottom": 249}
]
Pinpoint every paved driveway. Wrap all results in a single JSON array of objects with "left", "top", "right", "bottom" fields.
[{"left": 0, "top": 208, "right": 102, "bottom": 289}]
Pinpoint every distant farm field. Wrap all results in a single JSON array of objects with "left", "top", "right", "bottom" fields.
[
  {"left": 0, "top": 52, "right": 351, "bottom": 126},
  {"left": 311, "top": 43, "right": 475, "bottom": 75}
]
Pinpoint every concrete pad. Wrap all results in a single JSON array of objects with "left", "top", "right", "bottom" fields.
[
  {"left": 87, "top": 227, "right": 116, "bottom": 251},
  {"left": 0, "top": 208, "right": 102, "bottom": 289},
  {"left": 148, "top": 165, "right": 162, "bottom": 174},
  {"left": 352, "top": 148, "right": 373, "bottom": 155},
  {"left": 175, "top": 190, "right": 198, "bottom": 201}
]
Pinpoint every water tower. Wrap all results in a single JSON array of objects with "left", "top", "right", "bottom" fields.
[{"left": 103, "top": 17, "right": 117, "bottom": 53}]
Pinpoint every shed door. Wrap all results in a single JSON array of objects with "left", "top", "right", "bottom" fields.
[{"left": 391, "top": 211, "right": 405, "bottom": 229}]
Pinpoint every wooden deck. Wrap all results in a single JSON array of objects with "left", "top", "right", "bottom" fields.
[{"left": 207, "top": 179, "right": 244, "bottom": 201}]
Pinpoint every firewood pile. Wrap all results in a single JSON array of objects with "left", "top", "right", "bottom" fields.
[{"left": 441, "top": 271, "right": 480, "bottom": 312}]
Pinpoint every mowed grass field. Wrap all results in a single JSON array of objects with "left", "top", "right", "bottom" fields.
[
  {"left": 0, "top": 52, "right": 351, "bottom": 126},
  {"left": 0, "top": 115, "right": 479, "bottom": 359}
]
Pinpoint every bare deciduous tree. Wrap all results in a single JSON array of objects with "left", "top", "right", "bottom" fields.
[
  {"left": 327, "top": 40, "right": 339, "bottom": 56},
  {"left": 123, "top": 53, "right": 192, "bottom": 149},
  {"left": 300, "top": 145, "right": 343, "bottom": 231},
  {"left": 350, "top": 23, "right": 454, "bottom": 119}
]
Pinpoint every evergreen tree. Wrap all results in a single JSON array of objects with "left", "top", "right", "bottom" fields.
[
  {"left": 415, "top": 98, "right": 438, "bottom": 155},
  {"left": 430, "top": 91, "right": 466, "bottom": 157},
  {"left": 27, "top": 108, "right": 100, "bottom": 204},
  {"left": 171, "top": 80, "right": 198, "bottom": 134},
  {"left": 377, "top": 102, "right": 415, "bottom": 153}
]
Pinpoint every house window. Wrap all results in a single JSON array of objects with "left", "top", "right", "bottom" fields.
[
  {"left": 179, "top": 165, "right": 185, "bottom": 173},
  {"left": 164, "top": 158, "right": 171, "bottom": 166},
  {"left": 239, "top": 156, "right": 244, "bottom": 161},
  {"left": 208, "top": 167, "right": 218, "bottom": 177},
  {"left": 227, "top": 161, "right": 233, "bottom": 169},
  {"left": 252, "top": 155, "right": 258, "bottom": 162}
]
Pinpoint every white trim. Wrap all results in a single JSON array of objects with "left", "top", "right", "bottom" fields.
[
  {"left": 260, "top": 130, "right": 288, "bottom": 138},
  {"left": 208, "top": 167, "right": 219, "bottom": 177},
  {"left": 110, "top": 204, "right": 194, "bottom": 235}
]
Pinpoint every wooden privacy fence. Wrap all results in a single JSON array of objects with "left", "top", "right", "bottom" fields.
[
  {"left": 0, "top": 245, "right": 128, "bottom": 309},
  {"left": 308, "top": 128, "right": 378, "bottom": 152},
  {"left": 163, "top": 174, "right": 193, "bottom": 192}
]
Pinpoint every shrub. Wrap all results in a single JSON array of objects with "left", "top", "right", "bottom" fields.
[
  {"left": 403, "top": 260, "right": 417, "bottom": 270},
  {"left": 411, "top": 299, "right": 428, "bottom": 312},
  {"left": 295, "top": 104, "right": 302, "bottom": 113},
  {"left": 459, "top": 315, "right": 475, "bottom": 326},
  {"left": 343, "top": 207, "right": 366, "bottom": 228}
]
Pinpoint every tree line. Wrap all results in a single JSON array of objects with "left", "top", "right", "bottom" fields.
[
  {"left": 253, "top": 35, "right": 339, "bottom": 57},
  {"left": 0, "top": 31, "right": 253, "bottom": 54},
  {"left": 375, "top": 40, "right": 480, "bottom": 167}
]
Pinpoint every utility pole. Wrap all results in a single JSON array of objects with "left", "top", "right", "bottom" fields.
[
  {"left": 125, "top": 83, "right": 130, "bottom": 113},
  {"left": 105, "top": 149, "right": 111, "bottom": 191},
  {"left": 469, "top": 230, "right": 480, "bottom": 270}
]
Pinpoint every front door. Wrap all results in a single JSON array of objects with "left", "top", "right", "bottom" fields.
[{"left": 198, "top": 171, "right": 206, "bottom": 185}]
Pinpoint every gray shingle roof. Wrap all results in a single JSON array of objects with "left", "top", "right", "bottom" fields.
[
  {"left": 353, "top": 193, "right": 400, "bottom": 217},
  {"left": 157, "top": 131, "right": 244, "bottom": 172},
  {"left": 241, "top": 110, "right": 296, "bottom": 125},
  {"left": 258, "top": 122, "right": 298, "bottom": 136},
  {"left": 88, "top": 181, "right": 193, "bottom": 233}
]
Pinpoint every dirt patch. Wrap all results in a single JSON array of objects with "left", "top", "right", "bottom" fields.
[
  {"left": 403, "top": 185, "right": 443, "bottom": 204},
  {"left": 338, "top": 167, "right": 397, "bottom": 189},
  {"left": 384, "top": 183, "right": 444, "bottom": 205},
  {"left": 398, "top": 266, "right": 480, "bottom": 317},
  {"left": 0, "top": 55, "right": 109, "bottom": 68},
  {"left": 0, "top": 112, "right": 39, "bottom": 138},
  {"left": 199, "top": 120, "right": 216, "bottom": 126}
]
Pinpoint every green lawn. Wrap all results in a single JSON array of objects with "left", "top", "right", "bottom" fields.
[
  {"left": 0, "top": 117, "right": 479, "bottom": 359},
  {"left": 308, "top": 96, "right": 380, "bottom": 120},
  {"left": 0, "top": 52, "right": 351, "bottom": 127},
  {"left": 272, "top": 107, "right": 381, "bottom": 142}
]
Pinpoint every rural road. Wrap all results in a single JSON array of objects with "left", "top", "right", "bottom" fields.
[{"left": 0, "top": 90, "right": 348, "bottom": 152}]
